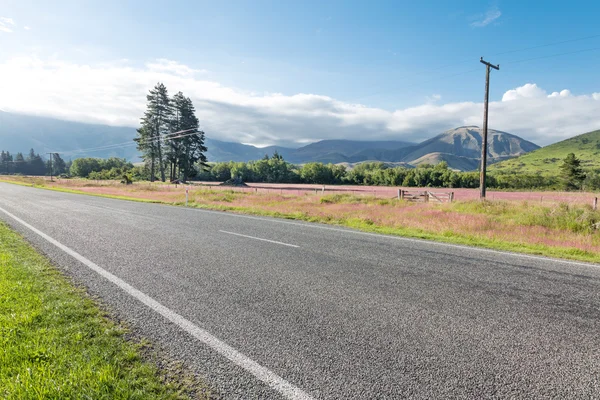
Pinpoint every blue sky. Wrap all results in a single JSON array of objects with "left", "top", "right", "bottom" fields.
[{"left": 0, "top": 0, "right": 599, "bottom": 146}]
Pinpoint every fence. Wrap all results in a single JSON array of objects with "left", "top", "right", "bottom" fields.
[
  {"left": 148, "top": 181, "right": 600, "bottom": 206},
  {"left": 398, "top": 190, "right": 454, "bottom": 203}
]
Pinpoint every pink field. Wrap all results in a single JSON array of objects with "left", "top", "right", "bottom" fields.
[{"left": 194, "top": 181, "right": 599, "bottom": 206}]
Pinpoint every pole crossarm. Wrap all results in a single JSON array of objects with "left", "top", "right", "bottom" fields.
[{"left": 480, "top": 57, "right": 500, "bottom": 70}]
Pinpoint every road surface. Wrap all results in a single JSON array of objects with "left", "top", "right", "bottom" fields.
[{"left": 1, "top": 182, "right": 600, "bottom": 399}]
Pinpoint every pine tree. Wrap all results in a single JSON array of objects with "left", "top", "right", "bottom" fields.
[
  {"left": 53, "top": 153, "right": 67, "bottom": 175},
  {"left": 135, "top": 83, "right": 173, "bottom": 182},
  {"left": 560, "top": 153, "right": 585, "bottom": 191},
  {"left": 170, "top": 94, "right": 207, "bottom": 182},
  {"left": 14, "top": 152, "right": 24, "bottom": 174},
  {"left": 167, "top": 92, "right": 187, "bottom": 181},
  {"left": 0, "top": 151, "right": 7, "bottom": 174}
]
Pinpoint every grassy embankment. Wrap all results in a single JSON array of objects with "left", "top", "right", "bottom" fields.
[
  {"left": 2, "top": 175, "right": 600, "bottom": 263},
  {"left": 489, "top": 129, "right": 600, "bottom": 175},
  {"left": 0, "top": 222, "right": 211, "bottom": 399}
]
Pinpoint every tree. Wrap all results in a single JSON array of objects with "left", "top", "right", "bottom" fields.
[
  {"left": 170, "top": 93, "right": 207, "bottom": 182},
  {"left": 560, "top": 153, "right": 585, "bottom": 191},
  {"left": 25, "top": 148, "right": 45, "bottom": 175},
  {"left": 135, "top": 83, "right": 173, "bottom": 182},
  {"left": 14, "top": 152, "right": 25, "bottom": 174}
]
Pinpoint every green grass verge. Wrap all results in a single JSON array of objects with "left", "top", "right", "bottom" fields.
[
  {"left": 182, "top": 202, "right": 600, "bottom": 263},
  {"left": 0, "top": 222, "right": 210, "bottom": 399},
  {"left": 1, "top": 179, "right": 599, "bottom": 264}
]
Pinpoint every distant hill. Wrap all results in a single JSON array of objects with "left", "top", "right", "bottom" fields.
[
  {"left": 0, "top": 111, "right": 542, "bottom": 171},
  {"left": 0, "top": 111, "right": 140, "bottom": 160},
  {"left": 409, "top": 152, "right": 480, "bottom": 171},
  {"left": 205, "top": 138, "right": 295, "bottom": 162},
  {"left": 290, "top": 140, "right": 413, "bottom": 164},
  {"left": 397, "top": 126, "right": 539, "bottom": 163},
  {"left": 489, "top": 129, "right": 600, "bottom": 175},
  {"left": 342, "top": 126, "right": 539, "bottom": 170}
]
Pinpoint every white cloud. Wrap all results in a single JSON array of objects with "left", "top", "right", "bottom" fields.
[
  {"left": 502, "top": 83, "right": 546, "bottom": 101},
  {"left": 426, "top": 94, "right": 442, "bottom": 103},
  {"left": 24, "top": 26, "right": 30, "bottom": 30},
  {"left": 470, "top": 7, "right": 502, "bottom": 27},
  {"left": 0, "top": 16, "right": 15, "bottom": 33},
  {"left": 145, "top": 58, "right": 207, "bottom": 77},
  {"left": 0, "top": 57, "right": 598, "bottom": 147},
  {"left": 548, "top": 89, "right": 572, "bottom": 98}
]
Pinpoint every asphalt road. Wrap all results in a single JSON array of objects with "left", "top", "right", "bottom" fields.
[{"left": 1, "top": 182, "right": 600, "bottom": 399}]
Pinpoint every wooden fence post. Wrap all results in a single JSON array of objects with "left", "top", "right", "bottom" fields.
[
  {"left": 397, "top": 189, "right": 401, "bottom": 200},
  {"left": 450, "top": 192, "right": 454, "bottom": 203},
  {"left": 594, "top": 197, "right": 598, "bottom": 211}
]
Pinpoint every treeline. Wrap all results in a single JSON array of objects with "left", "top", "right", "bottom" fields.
[
  {"left": 135, "top": 83, "right": 207, "bottom": 182},
  {"left": 0, "top": 149, "right": 67, "bottom": 176},
  {"left": 196, "top": 153, "right": 600, "bottom": 191},
  {"left": 196, "top": 156, "right": 483, "bottom": 188}
]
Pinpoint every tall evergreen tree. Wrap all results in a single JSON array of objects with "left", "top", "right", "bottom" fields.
[
  {"left": 26, "top": 148, "right": 46, "bottom": 175},
  {"left": 0, "top": 151, "right": 9, "bottom": 174},
  {"left": 14, "top": 152, "right": 25, "bottom": 174},
  {"left": 560, "top": 152, "right": 585, "bottom": 191},
  {"left": 170, "top": 94, "right": 207, "bottom": 182},
  {"left": 53, "top": 153, "right": 67, "bottom": 175},
  {"left": 135, "top": 83, "right": 173, "bottom": 182}
]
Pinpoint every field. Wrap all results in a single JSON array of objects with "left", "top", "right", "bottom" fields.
[
  {"left": 0, "top": 221, "right": 211, "bottom": 399},
  {"left": 2, "top": 175, "right": 600, "bottom": 263}
]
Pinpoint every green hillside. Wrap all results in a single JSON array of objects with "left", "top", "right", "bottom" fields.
[{"left": 489, "top": 129, "right": 600, "bottom": 175}]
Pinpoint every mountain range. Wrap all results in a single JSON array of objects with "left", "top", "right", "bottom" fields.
[{"left": 0, "top": 111, "right": 540, "bottom": 171}]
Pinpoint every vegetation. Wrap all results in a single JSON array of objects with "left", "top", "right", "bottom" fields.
[
  {"left": 490, "top": 129, "right": 600, "bottom": 176},
  {"left": 560, "top": 153, "right": 586, "bottom": 191},
  {"left": 135, "top": 83, "right": 207, "bottom": 182},
  {"left": 0, "top": 222, "right": 210, "bottom": 399},
  {"left": 3, "top": 177, "right": 599, "bottom": 263},
  {"left": 3, "top": 127, "right": 600, "bottom": 192},
  {"left": 0, "top": 149, "right": 54, "bottom": 176}
]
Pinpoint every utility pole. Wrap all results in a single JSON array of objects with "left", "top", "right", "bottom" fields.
[
  {"left": 479, "top": 57, "right": 499, "bottom": 200},
  {"left": 46, "top": 152, "right": 57, "bottom": 181}
]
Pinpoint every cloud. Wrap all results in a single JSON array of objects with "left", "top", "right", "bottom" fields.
[
  {"left": 470, "top": 7, "right": 502, "bottom": 27},
  {"left": 145, "top": 58, "right": 207, "bottom": 77},
  {"left": 0, "top": 16, "right": 15, "bottom": 33},
  {"left": 426, "top": 94, "right": 442, "bottom": 103},
  {"left": 24, "top": 26, "right": 30, "bottom": 30},
  {"left": 502, "top": 83, "right": 546, "bottom": 101},
  {"left": 0, "top": 57, "right": 598, "bottom": 147}
]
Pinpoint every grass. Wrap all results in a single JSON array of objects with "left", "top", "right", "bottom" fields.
[
  {"left": 0, "top": 222, "right": 211, "bottom": 399},
  {"left": 2, "top": 176, "right": 600, "bottom": 263},
  {"left": 489, "top": 129, "right": 600, "bottom": 175}
]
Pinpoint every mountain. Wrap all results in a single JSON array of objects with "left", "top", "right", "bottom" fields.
[
  {"left": 489, "top": 129, "right": 600, "bottom": 175},
  {"left": 386, "top": 126, "right": 539, "bottom": 165},
  {"left": 0, "top": 111, "right": 140, "bottom": 160},
  {"left": 205, "top": 138, "right": 295, "bottom": 162},
  {"left": 0, "top": 111, "right": 541, "bottom": 170},
  {"left": 409, "top": 152, "right": 481, "bottom": 171},
  {"left": 289, "top": 140, "right": 413, "bottom": 164}
]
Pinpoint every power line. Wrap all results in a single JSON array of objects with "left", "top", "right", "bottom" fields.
[
  {"left": 504, "top": 46, "right": 600, "bottom": 65},
  {"left": 59, "top": 128, "right": 202, "bottom": 156},
  {"left": 352, "top": 33, "right": 600, "bottom": 102}
]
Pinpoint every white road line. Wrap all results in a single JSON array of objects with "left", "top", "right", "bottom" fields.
[
  {"left": 196, "top": 208, "right": 598, "bottom": 269},
  {"left": 219, "top": 230, "right": 300, "bottom": 248},
  {"left": 0, "top": 206, "right": 314, "bottom": 400}
]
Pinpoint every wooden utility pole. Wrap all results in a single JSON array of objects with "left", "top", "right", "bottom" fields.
[
  {"left": 46, "top": 152, "right": 57, "bottom": 181},
  {"left": 479, "top": 57, "right": 499, "bottom": 199}
]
